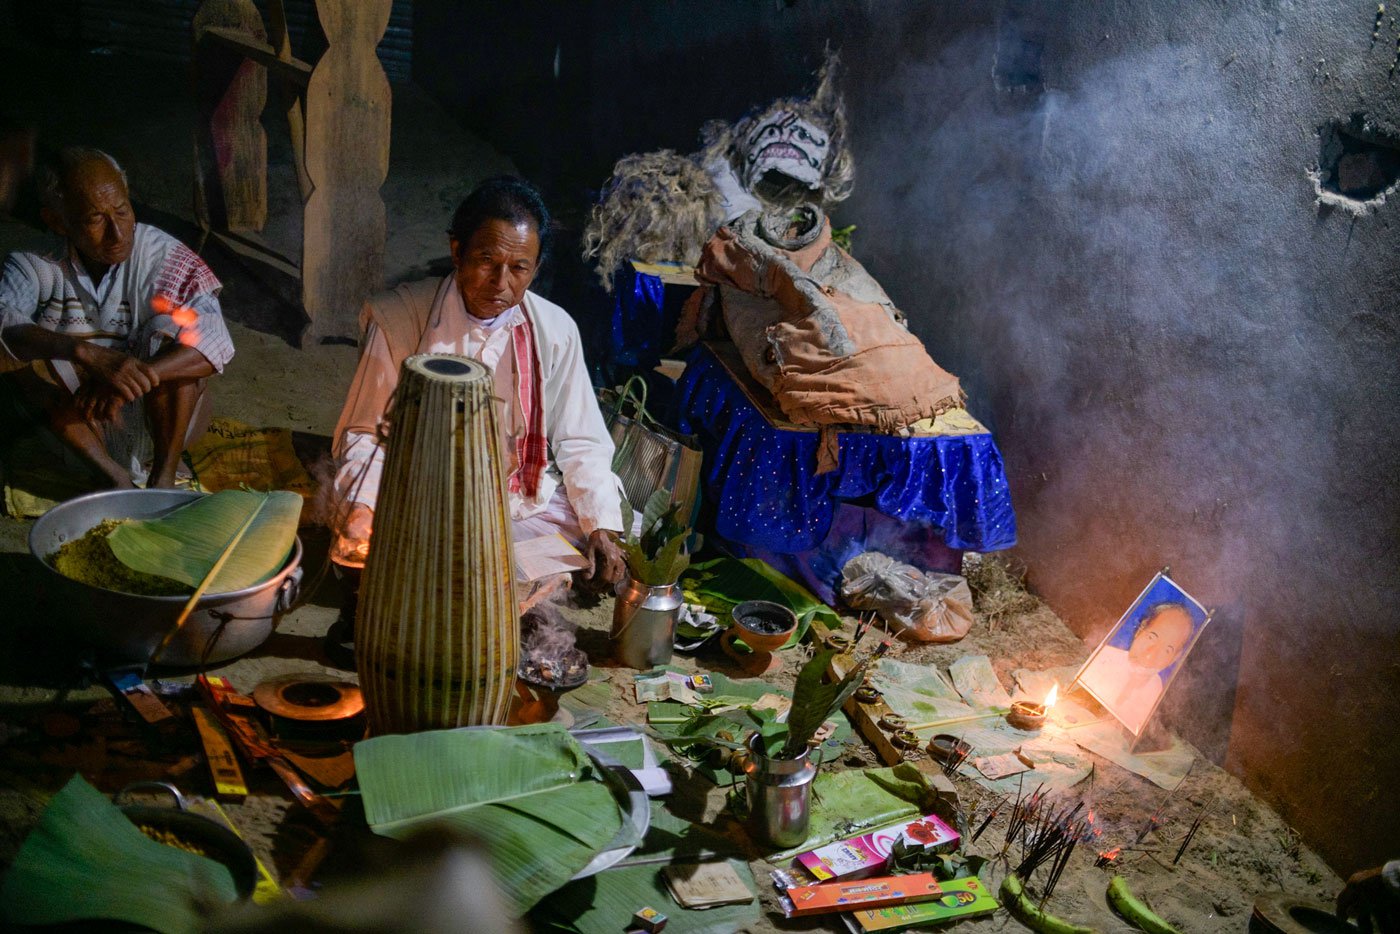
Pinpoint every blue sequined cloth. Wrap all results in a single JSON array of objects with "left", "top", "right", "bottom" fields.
[
  {"left": 610, "top": 267, "right": 672, "bottom": 370},
  {"left": 676, "top": 344, "right": 1018, "bottom": 555}
]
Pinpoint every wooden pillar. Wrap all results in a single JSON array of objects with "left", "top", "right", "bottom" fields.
[
  {"left": 301, "top": 0, "right": 392, "bottom": 344},
  {"left": 192, "top": 0, "right": 268, "bottom": 233}
]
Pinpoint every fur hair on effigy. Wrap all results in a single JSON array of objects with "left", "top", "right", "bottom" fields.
[
  {"left": 581, "top": 150, "right": 723, "bottom": 292},
  {"left": 583, "top": 49, "right": 854, "bottom": 292},
  {"left": 700, "top": 50, "right": 854, "bottom": 207}
]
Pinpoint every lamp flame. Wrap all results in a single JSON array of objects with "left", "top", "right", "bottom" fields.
[{"left": 1044, "top": 683, "right": 1059, "bottom": 708}]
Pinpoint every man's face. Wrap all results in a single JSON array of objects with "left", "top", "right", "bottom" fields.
[
  {"left": 740, "top": 108, "right": 831, "bottom": 191},
  {"left": 449, "top": 218, "right": 540, "bottom": 320},
  {"left": 47, "top": 158, "right": 136, "bottom": 270},
  {"left": 1127, "top": 606, "right": 1193, "bottom": 671}
]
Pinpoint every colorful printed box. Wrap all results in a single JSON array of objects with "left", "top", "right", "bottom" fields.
[
  {"left": 795, "top": 814, "right": 960, "bottom": 881},
  {"left": 850, "top": 877, "right": 1000, "bottom": 930},
  {"left": 784, "top": 872, "right": 945, "bottom": 918}
]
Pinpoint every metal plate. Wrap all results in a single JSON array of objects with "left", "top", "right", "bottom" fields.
[
  {"left": 253, "top": 676, "right": 363, "bottom": 722},
  {"left": 570, "top": 743, "right": 651, "bottom": 879}
]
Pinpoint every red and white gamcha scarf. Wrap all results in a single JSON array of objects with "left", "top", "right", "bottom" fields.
[{"left": 508, "top": 302, "right": 547, "bottom": 500}]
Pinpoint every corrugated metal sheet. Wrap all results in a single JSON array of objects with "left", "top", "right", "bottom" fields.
[{"left": 73, "top": 0, "right": 412, "bottom": 82}]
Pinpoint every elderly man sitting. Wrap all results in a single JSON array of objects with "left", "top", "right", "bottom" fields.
[
  {"left": 0, "top": 147, "right": 233, "bottom": 488},
  {"left": 332, "top": 176, "right": 626, "bottom": 586}
]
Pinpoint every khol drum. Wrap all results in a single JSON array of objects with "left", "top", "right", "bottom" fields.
[{"left": 356, "top": 354, "right": 517, "bottom": 732}]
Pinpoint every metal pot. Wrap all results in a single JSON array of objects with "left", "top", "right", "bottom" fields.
[
  {"left": 28, "top": 489, "right": 303, "bottom": 667},
  {"left": 115, "top": 781, "right": 257, "bottom": 899},
  {"left": 610, "top": 576, "right": 682, "bottom": 668},
  {"left": 740, "top": 732, "right": 818, "bottom": 849}
]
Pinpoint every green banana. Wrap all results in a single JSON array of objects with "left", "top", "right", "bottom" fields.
[{"left": 1106, "top": 876, "right": 1182, "bottom": 934}]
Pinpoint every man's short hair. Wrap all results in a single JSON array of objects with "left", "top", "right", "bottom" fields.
[
  {"left": 447, "top": 175, "right": 553, "bottom": 267},
  {"left": 36, "top": 147, "right": 127, "bottom": 215}
]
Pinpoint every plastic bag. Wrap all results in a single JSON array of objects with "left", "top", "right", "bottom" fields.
[{"left": 839, "top": 551, "right": 975, "bottom": 643}]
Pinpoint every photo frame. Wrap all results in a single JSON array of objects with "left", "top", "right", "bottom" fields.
[{"left": 1071, "top": 571, "right": 1211, "bottom": 737}]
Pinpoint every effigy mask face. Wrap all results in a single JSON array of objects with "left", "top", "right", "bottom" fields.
[{"left": 739, "top": 109, "right": 830, "bottom": 192}]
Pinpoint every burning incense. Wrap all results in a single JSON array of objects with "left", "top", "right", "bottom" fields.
[
  {"left": 971, "top": 794, "right": 1009, "bottom": 843},
  {"left": 1095, "top": 846, "right": 1122, "bottom": 869},
  {"left": 1172, "top": 797, "right": 1214, "bottom": 865},
  {"left": 940, "top": 737, "right": 973, "bottom": 779},
  {"left": 1136, "top": 762, "right": 1194, "bottom": 843}
]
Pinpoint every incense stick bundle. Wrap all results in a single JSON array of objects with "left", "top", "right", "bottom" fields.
[{"left": 357, "top": 355, "right": 518, "bottom": 733}]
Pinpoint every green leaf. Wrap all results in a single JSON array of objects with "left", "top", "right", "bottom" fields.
[
  {"left": 778, "top": 647, "right": 881, "bottom": 759},
  {"left": 354, "top": 725, "right": 626, "bottom": 915},
  {"left": 640, "top": 488, "right": 672, "bottom": 542},
  {"left": 639, "top": 530, "right": 688, "bottom": 585},
  {"left": 107, "top": 489, "right": 300, "bottom": 593},
  {"left": 0, "top": 774, "right": 237, "bottom": 933}
]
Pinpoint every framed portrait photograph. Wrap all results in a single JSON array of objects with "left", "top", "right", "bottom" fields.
[{"left": 1072, "top": 572, "right": 1210, "bottom": 736}]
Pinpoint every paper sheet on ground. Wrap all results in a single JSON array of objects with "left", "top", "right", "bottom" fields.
[
  {"left": 872, "top": 657, "right": 1092, "bottom": 793},
  {"left": 1013, "top": 667, "right": 1195, "bottom": 789},
  {"left": 516, "top": 533, "right": 589, "bottom": 581}
]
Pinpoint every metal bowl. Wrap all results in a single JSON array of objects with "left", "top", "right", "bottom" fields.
[
  {"left": 28, "top": 489, "right": 303, "bottom": 667},
  {"left": 115, "top": 782, "right": 256, "bottom": 899}
]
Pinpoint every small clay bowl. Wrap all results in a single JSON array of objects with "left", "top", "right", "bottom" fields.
[
  {"left": 729, "top": 600, "right": 798, "bottom": 653},
  {"left": 1006, "top": 700, "right": 1047, "bottom": 731},
  {"left": 891, "top": 729, "right": 920, "bottom": 749},
  {"left": 929, "top": 733, "right": 973, "bottom": 762}
]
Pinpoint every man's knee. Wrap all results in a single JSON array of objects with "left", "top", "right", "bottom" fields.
[{"left": 5, "top": 363, "right": 75, "bottom": 421}]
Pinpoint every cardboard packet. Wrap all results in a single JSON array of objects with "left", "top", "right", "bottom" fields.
[
  {"left": 782, "top": 872, "right": 944, "bottom": 918},
  {"left": 847, "top": 876, "right": 999, "bottom": 930},
  {"left": 795, "top": 814, "right": 960, "bottom": 882}
]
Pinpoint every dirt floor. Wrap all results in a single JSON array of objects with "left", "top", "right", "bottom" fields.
[
  {"left": 540, "top": 587, "right": 1343, "bottom": 933},
  {"left": 0, "top": 37, "right": 1344, "bottom": 934}
]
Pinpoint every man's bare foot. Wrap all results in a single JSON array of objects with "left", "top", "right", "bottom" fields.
[{"left": 147, "top": 463, "right": 180, "bottom": 488}]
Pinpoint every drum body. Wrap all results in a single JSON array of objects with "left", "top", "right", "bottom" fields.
[{"left": 356, "top": 354, "right": 518, "bottom": 732}]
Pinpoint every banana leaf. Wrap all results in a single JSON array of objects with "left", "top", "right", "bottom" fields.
[
  {"left": 0, "top": 774, "right": 237, "bottom": 933},
  {"left": 107, "top": 489, "right": 300, "bottom": 593},
  {"left": 354, "top": 724, "right": 629, "bottom": 915},
  {"left": 680, "top": 557, "right": 840, "bottom": 649}
]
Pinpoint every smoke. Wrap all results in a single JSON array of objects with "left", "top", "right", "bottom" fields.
[
  {"left": 836, "top": 5, "right": 1400, "bottom": 868},
  {"left": 852, "top": 26, "right": 1315, "bottom": 592},
  {"left": 843, "top": 9, "right": 1400, "bottom": 748},
  {"left": 521, "top": 596, "right": 582, "bottom": 663}
]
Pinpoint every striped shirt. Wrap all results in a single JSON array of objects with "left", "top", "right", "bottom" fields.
[
  {"left": 0, "top": 222, "right": 234, "bottom": 375},
  {"left": 0, "top": 223, "right": 235, "bottom": 483}
]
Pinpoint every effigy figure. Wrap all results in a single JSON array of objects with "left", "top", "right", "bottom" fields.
[{"left": 583, "top": 51, "right": 853, "bottom": 292}]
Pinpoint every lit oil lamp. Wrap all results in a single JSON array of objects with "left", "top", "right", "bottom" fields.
[{"left": 1007, "top": 683, "right": 1058, "bottom": 731}]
